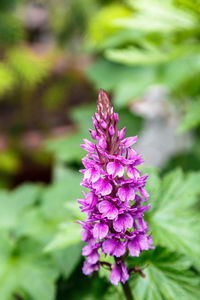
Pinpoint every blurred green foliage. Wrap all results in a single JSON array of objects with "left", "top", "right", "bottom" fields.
[
  {"left": 86, "top": 0, "right": 200, "bottom": 131},
  {"left": 0, "top": 167, "right": 83, "bottom": 300}
]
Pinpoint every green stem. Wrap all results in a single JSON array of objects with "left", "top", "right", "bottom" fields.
[{"left": 121, "top": 281, "right": 134, "bottom": 300}]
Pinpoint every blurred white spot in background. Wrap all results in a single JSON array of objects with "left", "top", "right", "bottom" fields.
[{"left": 131, "top": 85, "right": 193, "bottom": 167}]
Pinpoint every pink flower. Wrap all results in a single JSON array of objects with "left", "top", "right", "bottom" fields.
[
  {"left": 98, "top": 200, "right": 118, "bottom": 220},
  {"left": 110, "top": 262, "right": 129, "bottom": 285}
]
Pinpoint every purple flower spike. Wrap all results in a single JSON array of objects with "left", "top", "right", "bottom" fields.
[{"left": 78, "top": 89, "right": 154, "bottom": 285}]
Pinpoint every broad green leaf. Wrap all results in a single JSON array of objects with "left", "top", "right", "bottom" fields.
[
  {"left": 14, "top": 208, "right": 55, "bottom": 246},
  {"left": 105, "top": 43, "right": 195, "bottom": 66},
  {"left": 163, "top": 53, "right": 200, "bottom": 91},
  {"left": 86, "top": 58, "right": 137, "bottom": 91},
  {"left": 45, "top": 222, "right": 82, "bottom": 251},
  {"left": 40, "top": 168, "right": 82, "bottom": 221},
  {"left": 130, "top": 248, "right": 200, "bottom": 300},
  {"left": 146, "top": 169, "right": 200, "bottom": 267},
  {"left": 46, "top": 104, "right": 94, "bottom": 163},
  {"left": 87, "top": 3, "right": 131, "bottom": 47},
  {"left": 46, "top": 134, "right": 85, "bottom": 163},
  {"left": 0, "top": 231, "right": 14, "bottom": 278},
  {"left": 86, "top": 58, "right": 157, "bottom": 106},
  {"left": 117, "top": 0, "right": 197, "bottom": 33},
  {"left": 0, "top": 239, "right": 58, "bottom": 300},
  {"left": 114, "top": 68, "right": 156, "bottom": 106},
  {"left": 0, "top": 184, "right": 41, "bottom": 230},
  {"left": 106, "top": 47, "right": 168, "bottom": 66},
  {"left": 52, "top": 243, "right": 82, "bottom": 278}
]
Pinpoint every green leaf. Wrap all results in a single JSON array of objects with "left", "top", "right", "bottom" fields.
[
  {"left": 86, "top": 58, "right": 134, "bottom": 91},
  {"left": 0, "top": 238, "right": 58, "bottom": 300},
  {"left": 106, "top": 46, "right": 168, "bottom": 66},
  {"left": 46, "top": 134, "right": 85, "bottom": 163},
  {"left": 46, "top": 104, "right": 94, "bottom": 163},
  {"left": 114, "top": 68, "right": 156, "bottom": 106},
  {"left": 40, "top": 168, "right": 82, "bottom": 221},
  {"left": 0, "top": 184, "right": 41, "bottom": 230},
  {"left": 44, "top": 222, "right": 82, "bottom": 252},
  {"left": 52, "top": 243, "right": 82, "bottom": 278},
  {"left": 86, "top": 58, "right": 157, "bottom": 107},
  {"left": 40, "top": 167, "right": 83, "bottom": 251},
  {"left": 130, "top": 248, "right": 200, "bottom": 300},
  {"left": 14, "top": 208, "right": 53, "bottom": 246},
  {"left": 87, "top": 3, "right": 131, "bottom": 47},
  {"left": 146, "top": 169, "right": 200, "bottom": 267},
  {"left": 178, "top": 99, "right": 200, "bottom": 133},
  {"left": 117, "top": 0, "right": 197, "bottom": 33},
  {"left": 163, "top": 53, "right": 200, "bottom": 92}
]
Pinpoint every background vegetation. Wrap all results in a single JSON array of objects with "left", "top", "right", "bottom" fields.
[{"left": 0, "top": 0, "right": 200, "bottom": 299}]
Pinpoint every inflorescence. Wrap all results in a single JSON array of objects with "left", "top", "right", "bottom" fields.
[{"left": 78, "top": 89, "right": 153, "bottom": 285}]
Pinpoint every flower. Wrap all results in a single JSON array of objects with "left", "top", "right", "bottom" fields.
[
  {"left": 110, "top": 262, "right": 129, "bottom": 285},
  {"left": 78, "top": 89, "right": 154, "bottom": 285}
]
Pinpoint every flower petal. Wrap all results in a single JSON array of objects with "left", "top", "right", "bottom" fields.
[
  {"left": 102, "top": 239, "right": 116, "bottom": 255},
  {"left": 121, "top": 263, "right": 129, "bottom": 283},
  {"left": 87, "top": 250, "right": 100, "bottom": 264},
  {"left": 118, "top": 127, "right": 126, "bottom": 140},
  {"left": 139, "top": 188, "right": 150, "bottom": 201},
  {"left": 113, "top": 214, "right": 133, "bottom": 232},
  {"left": 93, "top": 223, "right": 109, "bottom": 240},
  {"left": 82, "top": 244, "right": 92, "bottom": 256},
  {"left": 122, "top": 136, "right": 138, "bottom": 147},
  {"left": 98, "top": 136, "right": 107, "bottom": 149},
  {"left": 137, "top": 234, "right": 151, "bottom": 251},
  {"left": 113, "top": 240, "right": 126, "bottom": 257},
  {"left": 84, "top": 168, "right": 100, "bottom": 183},
  {"left": 137, "top": 218, "right": 148, "bottom": 231},
  {"left": 80, "top": 139, "right": 95, "bottom": 152},
  {"left": 109, "top": 124, "right": 115, "bottom": 136},
  {"left": 110, "top": 264, "right": 121, "bottom": 286},
  {"left": 82, "top": 261, "right": 99, "bottom": 275},
  {"left": 107, "top": 161, "right": 124, "bottom": 178},
  {"left": 98, "top": 201, "right": 118, "bottom": 220},
  {"left": 89, "top": 129, "right": 97, "bottom": 139},
  {"left": 127, "top": 166, "right": 140, "bottom": 180},
  {"left": 85, "top": 192, "right": 98, "bottom": 207},
  {"left": 93, "top": 178, "right": 112, "bottom": 196},
  {"left": 117, "top": 186, "right": 135, "bottom": 203},
  {"left": 128, "top": 238, "right": 140, "bottom": 257}
]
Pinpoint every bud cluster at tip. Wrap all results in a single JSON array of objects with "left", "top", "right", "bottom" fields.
[{"left": 78, "top": 89, "right": 154, "bottom": 285}]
